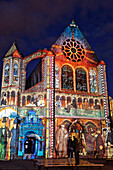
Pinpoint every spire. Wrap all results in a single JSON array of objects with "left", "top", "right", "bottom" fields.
[
  {"left": 5, "top": 42, "right": 17, "bottom": 57},
  {"left": 2, "top": 42, "right": 23, "bottom": 59},
  {"left": 69, "top": 19, "right": 77, "bottom": 28}
]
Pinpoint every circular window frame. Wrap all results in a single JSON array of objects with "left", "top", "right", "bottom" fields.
[{"left": 62, "top": 39, "right": 85, "bottom": 62}]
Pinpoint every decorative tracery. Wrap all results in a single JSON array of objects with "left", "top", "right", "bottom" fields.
[{"left": 62, "top": 39, "right": 85, "bottom": 62}]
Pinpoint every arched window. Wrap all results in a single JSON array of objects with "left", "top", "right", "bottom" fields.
[
  {"left": 11, "top": 91, "right": 15, "bottom": 105},
  {"left": 55, "top": 95, "right": 61, "bottom": 107},
  {"left": 17, "top": 91, "right": 20, "bottom": 106},
  {"left": 72, "top": 97, "right": 77, "bottom": 109},
  {"left": 13, "top": 63, "right": 18, "bottom": 83},
  {"left": 4, "top": 63, "right": 10, "bottom": 84},
  {"left": 94, "top": 99, "right": 100, "bottom": 110},
  {"left": 1, "top": 92, "right": 7, "bottom": 105},
  {"left": 76, "top": 68, "right": 87, "bottom": 92},
  {"left": 89, "top": 69, "right": 97, "bottom": 93},
  {"left": 61, "top": 65, "right": 73, "bottom": 90},
  {"left": 61, "top": 96, "right": 65, "bottom": 107},
  {"left": 89, "top": 98, "right": 94, "bottom": 109},
  {"left": 22, "top": 96, "right": 25, "bottom": 106},
  {"left": 100, "top": 98, "right": 104, "bottom": 109},
  {"left": 7, "top": 91, "right": 10, "bottom": 105},
  {"left": 67, "top": 97, "right": 71, "bottom": 105},
  {"left": 55, "top": 66, "right": 59, "bottom": 88},
  {"left": 78, "top": 97, "right": 82, "bottom": 109},
  {"left": 83, "top": 98, "right": 89, "bottom": 109},
  {"left": 27, "top": 95, "right": 31, "bottom": 105}
]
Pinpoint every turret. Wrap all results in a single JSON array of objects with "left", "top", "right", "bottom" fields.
[{"left": 1, "top": 43, "right": 23, "bottom": 107}]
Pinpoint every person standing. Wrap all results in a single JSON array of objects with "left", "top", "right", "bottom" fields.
[
  {"left": 67, "top": 136, "right": 73, "bottom": 164},
  {"left": 73, "top": 136, "right": 79, "bottom": 165}
]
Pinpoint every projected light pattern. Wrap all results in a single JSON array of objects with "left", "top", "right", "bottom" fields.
[
  {"left": 0, "top": 20, "right": 110, "bottom": 160},
  {"left": 62, "top": 39, "right": 85, "bottom": 62}
]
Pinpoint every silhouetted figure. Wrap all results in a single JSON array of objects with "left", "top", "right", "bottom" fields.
[
  {"left": 67, "top": 136, "right": 73, "bottom": 164},
  {"left": 73, "top": 136, "right": 79, "bottom": 165}
]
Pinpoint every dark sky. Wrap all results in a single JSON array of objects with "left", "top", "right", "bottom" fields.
[{"left": 0, "top": 0, "right": 113, "bottom": 97}]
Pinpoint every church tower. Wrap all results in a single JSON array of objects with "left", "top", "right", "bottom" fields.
[{"left": 1, "top": 43, "right": 23, "bottom": 108}]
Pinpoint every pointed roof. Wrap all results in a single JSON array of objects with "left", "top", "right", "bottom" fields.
[
  {"left": 51, "top": 20, "right": 99, "bottom": 64},
  {"left": 5, "top": 42, "right": 17, "bottom": 57},
  {"left": 2, "top": 42, "right": 23, "bottom": 59}
]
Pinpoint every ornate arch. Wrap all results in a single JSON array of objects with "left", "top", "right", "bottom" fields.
[{"left": 69, "top": 119, "right": 85, "bottom": 133}]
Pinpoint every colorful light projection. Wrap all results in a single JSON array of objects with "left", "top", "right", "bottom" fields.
[
  {"left": 0, "top": 20, "right": 111, "bottom": 160},
  {"left": 61, "top": 65, "right": 73, "bottom": 90},
  {"left": 45, "top": 53, "right": 55, "bottom": 158},
  {"left": 0, "top": 108, "right": 20, "bottom": 160},
  {"left": 13, "top": 63, "right": 18, "bottom": 83},
  {"left": 55, "top": 119, "right": 107, "bottom": 158},
  {"left": 55, "top": 66, "right": 59, "bottom": 89},
  {"left": 97, "top": 64, "right": 110, "bottom": 128},
  {"left": 62, "top": 39, "right": 85, "bottom": 62},
  {"left": 89, "top": 69, "right": 97, "bottom": 93},
  {"left": 4, "top": 63, "right": 10, "bottom": 84},
  {"left": 76, "top": 68, "right": 87, "bottom": 92},
  {"left": 18, "top": 110, "right": 44, "bottom": 159},
  {"left": 55, "top": 94, "right": 104, "bottom": 118},
  {"left": 21, "top": 93, "right": 46, "bottom": 107}
]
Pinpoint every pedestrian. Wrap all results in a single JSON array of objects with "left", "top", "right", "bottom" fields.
[
  {"left": 67, "top": 136, "right": 73, "bottom": 164},
  {"left": 73, "top": 136, "right": 79, "bottom": 165}
]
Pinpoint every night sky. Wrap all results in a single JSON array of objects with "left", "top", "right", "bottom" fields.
[{"left": 0, "top": 0, "right": 113, "bottom": 97}]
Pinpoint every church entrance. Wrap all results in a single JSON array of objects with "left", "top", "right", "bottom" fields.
[
  {"left": 23, "top": 132, "right": 40, "bottom": 159},
  {"left": 69, "top": 120, "right": 86, "bottom": 155},
  {"left": 24, "top": 134, "right": 37, "bottom": 154},
  {"left": 24, "top": 138, "right": 35, "bottom": 154}
]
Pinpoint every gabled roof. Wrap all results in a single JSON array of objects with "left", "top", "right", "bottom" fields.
[
  {"left": 51, "top": 20, "right": 99, "bottom": 64},
  {"left": 2, "top": 42, "right": 24, "bottom": 59}
]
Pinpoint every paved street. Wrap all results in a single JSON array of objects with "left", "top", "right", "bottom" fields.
[{"left": 0, "top": 158, "right": 113, "bottom": 170}]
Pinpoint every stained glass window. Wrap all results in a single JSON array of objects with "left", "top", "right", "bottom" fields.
[
  {"left": 4, "top": 63, "right": 10, "bottom": 84},
  {"left": 61, "top": 65, "right": 73, "bottom": 90},
  {"left": 76, "top": 68, "right": 87, "bottom": 92},
  {"left": 89, "top": 69, "right": 97, "bottom": 93},
  {"left": 55, "top": 66, "right": 59, "bottom": 88},
  {"left": 13, "top": 63, "right": 18, "bottom": 83},
  {"left": 62, "top": 39, "right": 85, "bottom": 62}
]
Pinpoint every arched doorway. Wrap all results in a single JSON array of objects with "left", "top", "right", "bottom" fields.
[
  {"left": 23, "top": 131, "right": 40, "bottom": 159},
  {"left": 69, "top": 120, "right": 86, "bottom": 155}
]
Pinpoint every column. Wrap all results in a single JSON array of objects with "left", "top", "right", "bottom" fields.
[{"left": 45, "top": 51, "right": 55, "bottom": 158}]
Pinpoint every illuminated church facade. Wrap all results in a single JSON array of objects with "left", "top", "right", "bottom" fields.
[{"left": 0, "top": 20, "right": 111, "bottom": 160}]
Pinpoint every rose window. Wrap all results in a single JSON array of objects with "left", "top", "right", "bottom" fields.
[{"left": 62, "top": 39, "right": 85, "bottom": 62}]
